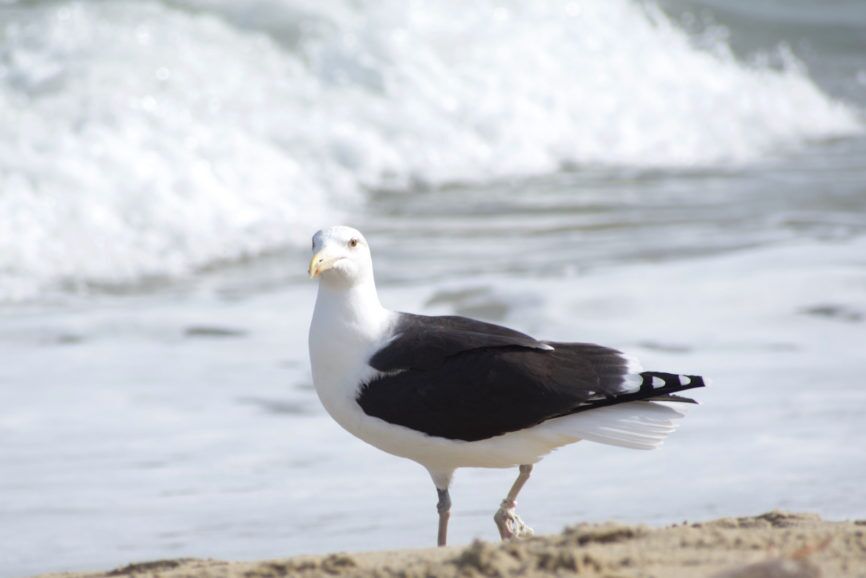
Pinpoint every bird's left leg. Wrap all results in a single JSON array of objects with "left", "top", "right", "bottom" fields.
[
  {"left": 436, "top": 487, "right": 451, "bottom": 547},
  {"left": 494, "top": 464, "right": 534, "bottom": 540},
  {"left": 428, "top": 468, "right": 455, "bottom": 547}
]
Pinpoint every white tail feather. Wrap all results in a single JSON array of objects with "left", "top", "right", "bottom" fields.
[{"left": 540, "top": 401, "right": 686, "bottom": 450}]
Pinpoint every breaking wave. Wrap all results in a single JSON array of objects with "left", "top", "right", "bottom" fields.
[{"left": 0, "top": 0, "right": 860, "bottom": 300}]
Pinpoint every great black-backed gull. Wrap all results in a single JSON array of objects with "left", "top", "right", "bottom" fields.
[{"left": 307, "top": 225, "right": 705, "bottom": 546}]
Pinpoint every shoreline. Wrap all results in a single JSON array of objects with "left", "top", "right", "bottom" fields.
[{"left": 30, "top": 511, "right": 865, "bottom": 578}]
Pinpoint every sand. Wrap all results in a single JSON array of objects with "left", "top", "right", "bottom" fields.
[{"left": 33, "top": 512, "right": 865, "bottom": 578}]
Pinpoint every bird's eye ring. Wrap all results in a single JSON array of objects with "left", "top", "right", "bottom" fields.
[{"left": 349, "top": 238, "right": 359, "bottom": 248}]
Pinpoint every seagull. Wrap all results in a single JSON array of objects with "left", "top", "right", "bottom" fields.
[{"left": 307, "top": 225, "right": 705, "bottom": 547}]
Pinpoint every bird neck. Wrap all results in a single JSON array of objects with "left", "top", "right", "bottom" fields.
[{"left": 313, "top": 275, "right": 390, "bottom": 339}]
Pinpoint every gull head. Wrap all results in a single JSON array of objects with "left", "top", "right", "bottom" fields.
[{"left": 308, "top": 226, "right": 374, "bottom": 287}]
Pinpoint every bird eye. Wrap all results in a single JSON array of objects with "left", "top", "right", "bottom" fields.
[{"left": 349, "top": 238, "right": 359, "bottom": 248}]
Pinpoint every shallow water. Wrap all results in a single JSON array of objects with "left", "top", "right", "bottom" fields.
[{"left": 1, "top": 1, "right": 866, "bottom": 577}]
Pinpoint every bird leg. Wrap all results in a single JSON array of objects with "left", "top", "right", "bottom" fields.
[
  {"left": 494, "top": 464, "right": 534, "bottom": 541},
  {"left": 436, "top": 487, "right": 451, "bottom": 547}
]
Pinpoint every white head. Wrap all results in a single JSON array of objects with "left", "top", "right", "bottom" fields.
[{"left": 308, "top": 226, "right": 374, "bottom": 288}]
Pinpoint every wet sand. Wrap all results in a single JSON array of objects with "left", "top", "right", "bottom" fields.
[{"left": 33, "top": 512, "right": 865, "bottom": 578}]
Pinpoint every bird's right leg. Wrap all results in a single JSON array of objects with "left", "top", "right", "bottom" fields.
[
  {"left": 436, "top": 487, "right": 451, "bottom": 547},
  {"left": 494, "top": 464, "right": 534, "bottom": 541}
]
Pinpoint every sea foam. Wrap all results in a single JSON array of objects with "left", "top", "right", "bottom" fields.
[{"left": 0, "top": 0, "right": 861, "bottom": 300}]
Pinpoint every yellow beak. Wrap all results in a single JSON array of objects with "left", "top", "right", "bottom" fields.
[{"left": 308, "top": 249, "right": 340, "bottom": 279}]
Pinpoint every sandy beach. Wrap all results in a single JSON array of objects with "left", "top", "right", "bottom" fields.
[{"left": 32, "top": 512, "right": 865, "bottom": 578}]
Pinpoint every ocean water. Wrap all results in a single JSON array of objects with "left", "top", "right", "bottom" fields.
[{"left": 1, "top": 0, "right": 865, "bottom": 576}]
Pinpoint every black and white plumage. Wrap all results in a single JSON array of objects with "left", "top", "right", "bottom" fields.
[
  {"left": 362, "top": 313, "right": 703, "bottom": 442},
  {"left": 307, "top": 226, "right": 705, "bottom": 546}
]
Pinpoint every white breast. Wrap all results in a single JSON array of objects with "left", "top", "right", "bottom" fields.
[{"left": 307, "top": 280, "right": 395, "bottom": 438}]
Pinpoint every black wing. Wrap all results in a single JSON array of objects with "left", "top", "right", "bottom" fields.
[
  {"left": 368, "top": 313, "right": 551, "bottom": 371},
  {"left": 359, "top": 313, "right": 704, "bottom": 441}
]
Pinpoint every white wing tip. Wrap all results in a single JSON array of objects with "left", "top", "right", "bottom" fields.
[{"left": 622, "top": 354, "right": 644, "bottom": 374}]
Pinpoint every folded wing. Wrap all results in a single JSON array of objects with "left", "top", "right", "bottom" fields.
[{"left": 359, "top": 313, "right": 704, "bottom": 441}]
